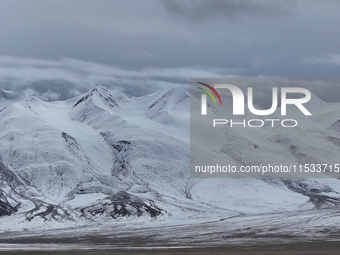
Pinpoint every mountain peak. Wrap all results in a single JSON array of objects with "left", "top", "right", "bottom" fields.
[
  {"left": 93, "top": 85, "right": 110, "bottom": 97},
  {"left": 70, "top": 86, "right": 118, "bottom": 123},
  {"left": 73, "top": 86, "right": 118, "bottom": 108},
  {"left": 146, "top": 86, "right": 189, "bottom": 125},
  {"left": 148, "top": 86, "right": 189, "bottom": 110}
]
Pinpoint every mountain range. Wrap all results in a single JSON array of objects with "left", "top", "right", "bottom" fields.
[{"left": 1, "top": 86, "right": 340, "bottom": 247}]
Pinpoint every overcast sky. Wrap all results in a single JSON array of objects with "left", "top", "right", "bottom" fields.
[{"left": 1, "top": 0, "right": 340, "bottom": 100}]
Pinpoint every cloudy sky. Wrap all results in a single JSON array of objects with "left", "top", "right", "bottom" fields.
[{"left": 1, "top": 0, "right": 340, "bottom": 100}]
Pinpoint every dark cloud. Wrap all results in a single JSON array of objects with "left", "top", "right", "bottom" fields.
[
  {"left": 0, "top": 0, "right": 340, "bottom": 92},
  {"left": 160, "top": 0, "right": 296, "bottom": 22}
]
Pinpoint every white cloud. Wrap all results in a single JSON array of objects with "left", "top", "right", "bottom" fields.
[
  {"left": 304, "top": 54, "right": 340, "bottom": 65},
  {"left": 0, "top": 56, "right": 241, "bottom": 99}
]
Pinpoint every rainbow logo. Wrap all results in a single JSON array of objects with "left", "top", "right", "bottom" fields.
[{"left": 196, "top": 82, "right": 223, "bottom": 106}]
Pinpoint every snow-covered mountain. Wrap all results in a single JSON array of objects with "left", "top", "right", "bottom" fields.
[
  {"left": 0, "top": 86, "right": 193, "bottom": 225},
  {"left": 1, "top": 85, "right": 340, "bottom": 244}
]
